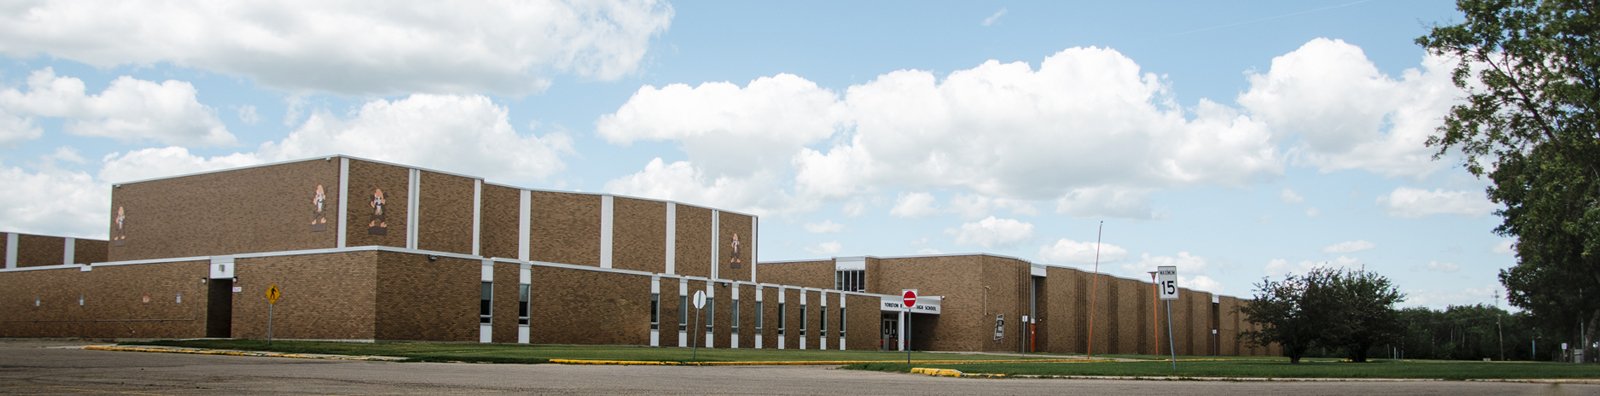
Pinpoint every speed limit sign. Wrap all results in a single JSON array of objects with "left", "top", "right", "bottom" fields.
[{"left": 1157, "top": 266, "right": 1178, "bottom": 300}]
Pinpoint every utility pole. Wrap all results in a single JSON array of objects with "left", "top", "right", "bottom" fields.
[{"left": 1495, "top": 290, "right": 1504, "bottom": 361}]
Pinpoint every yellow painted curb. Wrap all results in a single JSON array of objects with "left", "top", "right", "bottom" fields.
[
  {"left": 82, "top": 345, "right": 402, "bottom": 361},
  {"left": 910, "top": 367, "right": 964, "bottom": 377},
  {"left": 546, "top": 358, "right": 1090, "bottom": 366}
]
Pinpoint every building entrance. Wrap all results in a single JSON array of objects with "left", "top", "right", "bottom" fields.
[
  {"left": 881, "top": 316, "right": 899, "bottom": 351},
  {"left": 206, "top": 279, "right": 232, "bottom": 338}
]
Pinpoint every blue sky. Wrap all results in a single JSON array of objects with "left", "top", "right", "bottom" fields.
[{"left": 0, "top": 1, "right": 1509, "bottom": 308}]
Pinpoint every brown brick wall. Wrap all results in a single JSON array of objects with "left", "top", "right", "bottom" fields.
[
  {"left": 110, "top": 158, "right": 340, "bottom": 261},
  {"left": 845, "top": 293, "right": 877, "bottom": 350},
  {"left": 979, "top": 256, "right": 1028, "bottom": 352},
  {"left": 528, "top": 265, "right": 650, "bottom": 345},
  {"left": 1043, "top": 266, "right": 1084, "bottom": 354},
  {"left": 873, "top": 256, "right": 980, "bottom": 351},
  {"left": 756, "top": 285, "right": 775, "bottom": 348},
  {"left": 718, "top": 212, "right": 754, "bottom": 282},
  {"left": 661, "top": 277, "right": 682, "bottom": 347},
  {"left": 417, "top": 171, "right": 476, "bottom": 255},
  {"left": 345, "top": 159, "right": 409, "bottom": 249},
  {"left": 493, "top": 262, "right": 519, "bottom": 343},
  {"left": 16, "top": 234, "right": 65, "bottom": 267},
  {"left": 756, "top": 260, "right": 832, "bottom": 290},
  {"left": 529, "top": 191, "right": 600, "bottom": 266},
  {"left": 1111, "top": 277, "right": 1144, "bottom": 355},
  {"left": 1084, "top": 272, "right": 1114, "bottom": 355},
  {"left": 0, "top": 261, "right": 209, "bottom": 338},
  {"left": 734, "top": 283, "right": 755, "bottom": 348},
  {"left": 1186, "top": 289, "right": 1212, "bottom": 355},
  {"left": 234, "top": 252, "right": 377, "bottom": 340},
  {"left": 712, "top": 282, "right": 731, "bottom": 347},
  {"left": 479, "top": 185, "right": 521, "bottom": 260},
  {"left": 1218, "top": 296, "right": 1242, "bottom": 356},
  {"left": 372, "top": 253, "right": 476, "bottom": 341},
  {"left": 613, "top": 197, "right": 665, "bottom": 273},
  {"left": 75, "top": 238, "right": 108, "bottom": 264},
  {"left": 674, "top": 205, "right": 712, "bottom": 278}
]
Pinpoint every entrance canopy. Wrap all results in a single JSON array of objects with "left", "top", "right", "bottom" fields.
[{"left": 879, "top": 295, "right": 941, "bottom": 314}]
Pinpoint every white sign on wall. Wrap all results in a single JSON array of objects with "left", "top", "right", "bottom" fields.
[{"left": 1157, "top": 266, "right": 1178, "bottom": 300}]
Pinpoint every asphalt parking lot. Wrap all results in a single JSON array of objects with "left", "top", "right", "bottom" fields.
[{"left": 1, "top": 339, "right": 1595, "bottom": 395}]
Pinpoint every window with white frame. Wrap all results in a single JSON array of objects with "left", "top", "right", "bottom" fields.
[{"left": 834, "top": 270, "right": 864, "bottom": 292}]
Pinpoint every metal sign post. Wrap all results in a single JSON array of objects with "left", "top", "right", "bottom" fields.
[
  {"left": 692, "top": 290, "right": 706, "bottom": 362},
  {"left": 1157, "top": 266, "right": 1178, "bottom": 370},
  {"left": 265, "top": 284, "right": 281, "bottom": 345},
  {"left": 902, "top": 289, "right": 917, "bottom": 368}
]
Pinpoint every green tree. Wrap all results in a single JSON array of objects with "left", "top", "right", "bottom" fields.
[
  {"left": 1241, "top": 268, "right": 1339, "bottom": 364},
  {"left": 1323, "top": 270, "right": 1406, "bottom": 362},
  {"left": 1242, "top": 268, "right": 1405, "bottom": 363},
  {"left": 1417, "top": 0, "right": 1599, "bottom": 350}
]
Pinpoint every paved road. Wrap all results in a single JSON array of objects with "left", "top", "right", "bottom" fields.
[{"left": 1, "top": 340, "right": 1594, "bottom": 395}]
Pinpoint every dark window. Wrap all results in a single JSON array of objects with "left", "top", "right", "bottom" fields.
[
  {"left": 679, "top": 296, "right": 688, "bottom": 331},
  {"left": 834, "top": 270, "right": 865, "bottom": 292},
  {"left": 839, "top": 307, "right": 847, "bottom": 336},
  {"left": 755, "top": 301, "right": 764, "bottom": 331},
  {"left": 706, "top": 299, "right": 715, "bottom": 333},
  {"left": 800, "top": 303, "right": 808, "bottom": 337},
  {"left": 649, "top": 293, "right": 659, "bottom": 330},
  {"left": 479, "top": 282, "right": 492, "bottom": 324},
  {"left": 731, "top": 299, "right": 740, "bottom": 333},
  {"left": 778, "top": 302, "right": 786, "bottom": 335},
  {"left": 518, "top": 284, "right": 530, "bottom": 325}
]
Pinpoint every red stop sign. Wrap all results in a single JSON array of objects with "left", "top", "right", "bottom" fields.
[{"left": 902, "top": 290, "right": 917, "bottom": 309}]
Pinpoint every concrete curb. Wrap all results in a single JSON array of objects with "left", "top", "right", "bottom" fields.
[{"left": 82, "top": 345, "right": 406, "bottom": 362}]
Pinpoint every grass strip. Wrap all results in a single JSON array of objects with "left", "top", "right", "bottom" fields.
[
  {"left": 846, "top": 358, "right": 1600, "bottom": 380},
  {"left": 124, "top": 339, "right": 1064, "bottom": 365}
]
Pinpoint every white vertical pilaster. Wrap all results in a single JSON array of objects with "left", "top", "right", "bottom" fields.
[
  {"left": 730, "top": 282, "right": 740, "bottom": 349},
  {"left": 600, "top": 195, "right": 613, "bottom": 269},
  {"left": 750, "top": 216, "right": 758, "bottom": 282},
  {"left": 518, "top": 190, "right": 530, "bottom": 261},
  {"left": 678, "top": 279, "right": 688, "bottom": 347},
  {"left": 62, "top": 237, "right": 75, "bottom": 265},
  {"left": 665, "top": 203, "right": 676, "bottom": 275},
  {"left": 705, "top": 282, "right": 715, "bottom": 348},
  {"left": 406, "top": 169, "right": 420, "bottom": 249},
  {"left": 898, "top": 310, "right": 907, "bottom": 352},
  {"left": 480, "top": 260, "right": 494, "bottom": 343},
  {"left": 5, "top": 232, "right": 18, "bottom": 269},
  {"left": 710, "top": 210, "right": 719, "bottom": 280},
  {"left": 650, "top": 276, "right": 661, "bottom": 347},
  {"left": 777, "top": 286, "right": 786, "bottom": 350},
  {"left": 800, "top": 290, "right": 808, "bottom": 350},
  {"left": 820, "top": 291, "right": 828, "bottom": 351},
  {"left": 519, "top": 264, "right": 531, "bottom": 344},
  {"left": 839, "top": 293, "right": 847, "bottom": 350},
  {"left": 755, "top": 284, "right": 764, "bottom": 349},
  {"left": 472, "top": 180, "right": 482, "bottom": 256},
  {"left": 336, "top": 158, "right": 350, "bottom": 248}
]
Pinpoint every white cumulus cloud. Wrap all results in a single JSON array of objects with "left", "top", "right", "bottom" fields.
[
  {"left": 807, "top": 241, "right": 842, "bottom": 255},
  {"left": 1280, "top": 188, "right": 1304, "bottom": 203},
  {"left": 0, "top": 0, "right": 674, "bottom": 95},
  {"left": 0, "top": 68, "right": 234, "bottom": 146},
  {"left": 951, "top": 216, "right": 1034, "bottom": 248},
  {"left": 889, "top": 192, "right": 938, "bottom": 218},
  {"left": 1322, "top": 240, "right": 1375, "bottom": 254},
  {"left": 1239, "top": 38, "right": 1460, "bottom": 178},
  {"left": 1379, "top": 187, "right": 1496, "bottom": 218},
  {"left": 1038, "top": 239, "right": 1127, "bottom": 265},
  {"left": 1493, "top": 239, "right": 1515, "bottom": 255}
]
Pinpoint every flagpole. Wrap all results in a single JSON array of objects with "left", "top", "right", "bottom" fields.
[{"left": 1087, "top": 221, "right": 1103, "bottom": 358}]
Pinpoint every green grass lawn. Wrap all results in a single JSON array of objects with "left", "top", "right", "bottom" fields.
[
  {"left": 847, "top": 356, "right": 1600, "bottom": 380},
  {"left": 126, "top": 339, "right": 1051, "bottom": 364}
]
